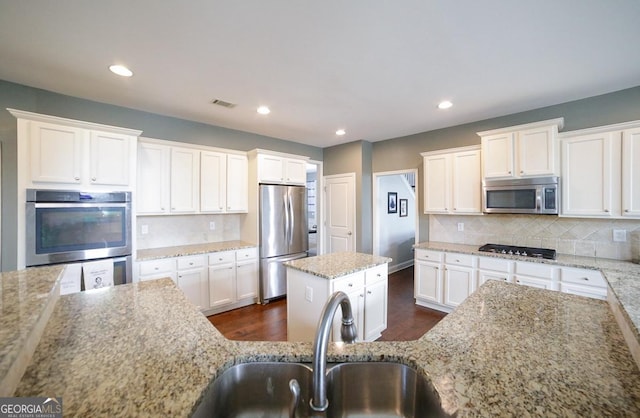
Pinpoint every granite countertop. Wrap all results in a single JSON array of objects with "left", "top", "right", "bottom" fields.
[
  {"left": 0, "top": 265, "right": 65, "bottom": 396},
  {"left": 12, "top": 274, "right": 640, "bottom": 416},
  {"left": 284, "top": 251, "right": 392, "bottom": 279},
  {"left": 414, "top": 241, "right": 640, "bottom": 363},
  {"left": 136, "top": 240, "right": 256, "bottom": 261}
]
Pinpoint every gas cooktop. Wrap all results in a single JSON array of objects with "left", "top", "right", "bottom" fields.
[{"left": 478, "top": 243, "right": 557, "bottom": 260}]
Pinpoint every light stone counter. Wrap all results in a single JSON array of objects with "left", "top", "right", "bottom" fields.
[
  {"left": 9, "top": 260, "right": 640, "bottom": 416},
  {"left": 414, "top": 241, "right": 640, "bottom": 365},
  {"left": 0, "top": 265, "right": 65, "bottom": 396},
  {"left": 284, "top": 251, "right": 392, "bottom": 279},
  {"left": 136, "top": 240, "right": 256, "bottom": 261}
]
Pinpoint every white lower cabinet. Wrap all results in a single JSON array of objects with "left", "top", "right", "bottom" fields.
[
  {"left": 442, "top": 253, "right": 475, "bottom": 308},
  {"left": 513, "top": 261, "right": 556, "bottom": 290},
  {"left": 414, "top": 250, "right": 444, "bottom": 305},
  {"left": 136, "top": 247, "right": 258, "bottom": 313},
  {"left": 287, "top": 263, "right": 388, "bottom": 342},
  {"left": 208, "top": 248, "right": 259, "bottom": 314},
  {"left": 559, "top": 267, "right": 607, "bottom": 300},
  {"left": 414, "top": 249, "right": 609, "bottom": 312},
  {"left": 176, "top": 255, "right": 208, "bottom": 310}
]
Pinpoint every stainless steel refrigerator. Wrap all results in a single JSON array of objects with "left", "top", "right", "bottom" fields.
[{"left": 259, "top": 184, "right": 308, "bottom": 303}]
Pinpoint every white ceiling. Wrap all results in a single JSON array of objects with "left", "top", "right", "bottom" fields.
[{"left": 1, "top": 1, "right": 639, "bottom": 148}]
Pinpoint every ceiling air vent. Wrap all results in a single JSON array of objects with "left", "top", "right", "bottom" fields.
[{"left": 211, "top": 99, "right": 236, "bottom": 109}]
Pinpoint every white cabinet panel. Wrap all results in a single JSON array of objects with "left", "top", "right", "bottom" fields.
[
  {"left": 209, "top": 262, "right": 236, "bottom": 308},
  {"left": 482, "top": 132, "right": 514, "bottom": 179},
  {"left": 622, "top": 128, "right": 640, "bottom": 217},
  {"left": 89, "top": 131, "right": 130, "bottom": 186},
  {"left": 414, "top": 261, "right": 442, "bottom": 305},
  {"left": 422, "top": 146, "right": 481, "bottom": 214},
  {"left": 561, "top": 132, "right": 616, "bottom": 217},
  {"left": 443, "top": 265, "right": 474, "bottom": 307},
  {"left": 30, "top": 121, "right": 84, "bottom": 184},
  {"left": 170, "top": 147, "right": 200, "bottom": 213},
  {"left": 256, "top": 152, "right": 308, "bottom": 185},
  {"left": 226, "top": 154, "right": 248, "bottom": 212},
  {"left": 200, "top": 151, "right": 227, "bottom": 213},
  {"left": 363, "top": 279, "right": 388, "bottom": 342},
  {"left": 137, "top": 142, "right": 170, "bottom": 214}
]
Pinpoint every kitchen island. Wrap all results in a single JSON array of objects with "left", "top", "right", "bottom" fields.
[
  {"left": 285, "top": 252, "right": 392, "bottom": 342},
  {"left": 5, "top": 262, "right": 640, "bottom": 416}
]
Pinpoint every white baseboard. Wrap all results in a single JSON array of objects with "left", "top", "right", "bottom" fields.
[{"left": 389, "top": 259, "right": 414, "bottom": 274}]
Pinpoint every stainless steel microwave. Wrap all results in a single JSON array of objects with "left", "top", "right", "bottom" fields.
[{"left": 482, "top": 176, "right": 559, "bottom": 214}]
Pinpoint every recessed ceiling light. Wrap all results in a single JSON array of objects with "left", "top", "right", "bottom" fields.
[
  {"left": 109, "top": 64, "right": 133, "bottom": 77},
  {"left": 438, "top": 100, "right": 453, "bottom": 110},
  {"left": 336, "top": 129, "right": 346, "bottom": 136},
  {"left": 257, "top": 106, "right": 271, "bottom": 115}
]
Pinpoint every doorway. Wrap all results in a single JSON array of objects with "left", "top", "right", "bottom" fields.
[
  {"left": 373, "top": 169, "right": 418, "bottom": 273},
  {"left": 323, "top": 173, "right": 356, "bottom": 253},
  {"left": 306, "top": 160, "right": 323, "bottom": 256}
]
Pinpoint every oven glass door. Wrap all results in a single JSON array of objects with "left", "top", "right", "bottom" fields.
[
  {"left": 35, "top": 204, "right": 128, "bottom": 254},
  {"left": 485, "top": 188, "right": 537, "bottom": 211}
]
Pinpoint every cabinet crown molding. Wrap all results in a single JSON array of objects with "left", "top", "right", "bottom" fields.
[
  {"left": 420, "top": 145, "right": 480, "bottom": 157},
  {"left": 7, "top": 108, "right": 143, "bottom": 136},
  {"left": 558, "top": 119, "right": 640, "bottom": 138},
  {"left": 248, "top": 148, "right": 310, "bottom": 160},
  {"left": 139, "top": 136, "right": 247, "bottom": 156},
  {"left": 476, "top": 117, "right": 564, "bottom": 137}
]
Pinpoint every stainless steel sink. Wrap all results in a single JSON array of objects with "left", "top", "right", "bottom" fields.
[
  {"left": 192, "top": 361, "right": 450, "bottom": 417},
  {"left": 326, "top": 362, "right": 449, "bottom": 418}
]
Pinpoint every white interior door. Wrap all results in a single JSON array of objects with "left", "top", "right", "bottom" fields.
[{"left": 324, "top": 173, "right": 356, "bottom": 253}]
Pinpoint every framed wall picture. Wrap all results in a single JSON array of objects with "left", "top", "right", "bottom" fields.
[
  {"left": 399, "top": 199, "right": 408, "bottom": 217},
  {"left": 387, "top": 192, "right": 398, "bottom": 213}
]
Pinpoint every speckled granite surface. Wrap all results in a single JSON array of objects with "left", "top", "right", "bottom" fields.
[
  {"left": 16, "top": 277, "right": 640, "bottom": 416},
  {"left": 284, "top": 251, "right": 392, "bottom": 279},
  {"left": 415, "top": 240, "right": 640, "bottom": 361},
  {"left": 15, "top": 279, "right": 234, "bottom": 417},
  {"left": 136, "top": 240, "right": 256, "bottom": 261},
  {"left": 0, "top": 265, "right": 64, "bottom": 396}
]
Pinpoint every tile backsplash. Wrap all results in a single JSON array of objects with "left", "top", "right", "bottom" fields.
[
  {"left": 429, "top": 214, "right": 640, "bottom": 261},
  {"left": 136, "top": 214, "right": 243, "bottom": 249}
]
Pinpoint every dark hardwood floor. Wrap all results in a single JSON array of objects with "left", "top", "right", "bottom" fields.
[{"left": 207, "top": 266, "right": 446, "bottom": 342}]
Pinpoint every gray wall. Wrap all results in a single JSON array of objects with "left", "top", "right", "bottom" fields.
[
  {"left": 372, "top": 85, "right": 640, "bottom": 247},
  {"left": 0, "top": 79, "right": 323, "bottom": 270},
  {"left": 323, "top": 140, "right": 373, "bottom": 253}
]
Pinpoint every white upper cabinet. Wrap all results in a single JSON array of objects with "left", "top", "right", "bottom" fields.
[
  {"left": 226, "top": 154, "right": 248, "bottom": 212},
  {"left": 622, "top": 128, "right": 640, "bottom": 217},
  {"left": 201, "top": 151, "right": 248, "bottom": 213},
  {"left": 560, "top": 121, "right": 640, "bottom": 218},
  {"left": 170, "top": 147, "right": 200, "bottom": 213},
  {"left": 12, "top": 110, "right": 141, "bottom": 190},
  {"left": 255, "top": 151, "right": 308, "bottom": 185},
  {"left": 137, "top": 138, "right": 248, "bottom": 215},
  {"left": 29, "top": 121, "right": 84, "bottom": 184},
  {"left": 422, "top": 145, "right": 481, "bottom": 214},
  {"left": 478, "top": 118, "right": 564, "bottom": 179},
  {"left": 89, "top": 130, "right": 131, "bottom": 186},
  {"left": 200, "top": 151, "right": 227, "bottom": 213},
  {"left": 137, "top": 141, "right": 171, "bottom": 214}
]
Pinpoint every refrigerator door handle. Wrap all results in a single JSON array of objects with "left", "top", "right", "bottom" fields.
[
  {"left": 288, "top": 193, "right": 295, "bottom": 246},
  {"left": 283, "top": 194, "right": 290, "bottom": 245}
]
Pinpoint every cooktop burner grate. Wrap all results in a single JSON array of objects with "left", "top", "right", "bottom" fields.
[{"left": 478, "top": 243, "right": 557, "bottom": 260}]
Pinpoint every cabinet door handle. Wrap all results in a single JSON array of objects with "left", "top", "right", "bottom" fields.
[
  {"left": 367, "top": 290, "right": 372, "bottom": 294},
  {"left": 581, "top": 277, "right": 589, "bottom": 281},
  {"left": 376, "top": 273, "right": 381, "bottom": 277},
  {"left": 520, "top": 170, "right": 524, "bottom": 174},
  {"left": 348, "top": 283, "right": 353, "bottom": 287},
  {"left": 508, "top": 171, "right": 512, "bottom": 174},
  {"left": 74, "top": 176, "right": 80, "bottom": 180},
  {"left": 91, "top": 177, "right": 97, "bottom": 181},
  {"left": 625, "top": 209, "right": 630, "bottom": 212}
]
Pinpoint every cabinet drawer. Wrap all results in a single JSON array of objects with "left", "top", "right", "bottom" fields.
[
  {"left": 477, "top": 256, "right": 513, "bottom": 273},
  {"left": 560, "top": 282, "right": 607, "bottom": 300},
  {"left": 415, "top": 249, "right": 443, "bottom": 263},
  {"left": 332, "top": 272, "right": 365, "bottom": 294},
  {"left": 236, "top": 247, "right": 258, "bottom": 261},
  {"left": 444, "top": 252, "right": 474, "bottom": 267},
  {"left": 209, "top": 250, "right": 236, "bottom": 265},
  {"left": 365, "top": 264, "right": 388, "bottom": 285},
  {"left": 139, "top": 258, "right": 175, "bottom": 276},
  {"left": 514, "top": 261, "right": 555, "bottom": 279},
  {"left": 177, "top": 255, "right": 206, "bottom": 270},
  {"left": 560, "top": 267, "right": 607, "bottom": 287}
]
